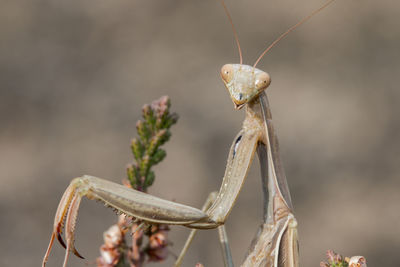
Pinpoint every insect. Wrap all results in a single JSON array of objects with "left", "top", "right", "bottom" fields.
[{"left": 42, "top": 0, "right": 338, "bottom": 266}]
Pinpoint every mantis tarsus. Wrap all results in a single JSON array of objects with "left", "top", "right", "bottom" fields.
[{"left": 42, "top": 0, "right": 339, "bottom": 266}]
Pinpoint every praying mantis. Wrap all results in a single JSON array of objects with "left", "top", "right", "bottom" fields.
[{"left": 42, "top": 0, "right": 340, "bottom": 266}]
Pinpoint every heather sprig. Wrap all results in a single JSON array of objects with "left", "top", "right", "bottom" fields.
[
  {"left": 320, "top": 250, "right": 367, "bottom": 267},
  {"left": 97, "top": 96, "right": 177, "bottom": 267},
  {"left": 127, "top": 96, "right": 178, "bottom": 192}
]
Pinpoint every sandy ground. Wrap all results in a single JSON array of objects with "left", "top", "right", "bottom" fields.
[{"left": 1, "top": 0, "right": 399, "bottom": 266}]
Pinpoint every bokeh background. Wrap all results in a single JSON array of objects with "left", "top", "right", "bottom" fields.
[{"left": 1, "top": 0, "right": 399, "bottom": 266}]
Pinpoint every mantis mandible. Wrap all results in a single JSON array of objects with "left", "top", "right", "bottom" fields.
[{"left": 42, "top": 0, "right": 338, "bottom": 266}]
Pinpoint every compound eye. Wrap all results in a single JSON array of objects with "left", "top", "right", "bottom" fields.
[
  {"left": 220, "top": 64, "right": 234, "bottom": 84},
  {"left": 255, "top": 72, "right": 271, "bottom": 91}
]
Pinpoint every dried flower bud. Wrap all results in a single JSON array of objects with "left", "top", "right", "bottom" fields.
[
  {"left": 98, "top": 244, "right": 121, "bottom": 266},
  {"left": 148, "top": 231, "right": 168, "bottom": 249},
  {"left": 103, "top": 224, "right": 123, "bottom": 248},
  {"left": 145, "top": 224, "right": 170, "bottom": 262},
  {"left": 349, "top": 256, "right": 367, "bottom": 267},
  {"left": 97, "top": 225, "right": 124, "bottom": 266}
]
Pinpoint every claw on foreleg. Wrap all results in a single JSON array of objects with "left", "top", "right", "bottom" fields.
[
  {"left": 42, "top": 178, "right": 83, "bottom": 267},
  {"left": 63, "top": 191, "right": 84, "bottom": 267}
]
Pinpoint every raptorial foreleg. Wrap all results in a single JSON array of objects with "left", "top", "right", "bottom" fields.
[{"left": 42, "top": 175, "right": 210, "bottom": 267}]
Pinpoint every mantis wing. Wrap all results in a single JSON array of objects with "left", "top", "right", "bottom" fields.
[
  {"left": 241, "top": 91, "right": 298, "bottom": 267},
  {"left": 258, "top": 91, "right": 293, "bottom": 213}
]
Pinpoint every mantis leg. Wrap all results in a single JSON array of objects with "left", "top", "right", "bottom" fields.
[
  {"left": 175, "top": 192, "right": 233, "bottom": 267},
  {"left": 174, "top": 228, "right": 198, "bottom": 267},
  {"left": 176, "top": 223, "right": 233, "bottom": 267},
  {"left": 218, "top": 224, "right": 234, "bottom": 267},
  {"left": 42, "top": 175, "right": 213, "bottom": 267},
  {"left": 174, "top": 192, "right": 217, "bottom": 267},
  {"left": 43, "top": 121, "right": 260, "bottom": 267}
]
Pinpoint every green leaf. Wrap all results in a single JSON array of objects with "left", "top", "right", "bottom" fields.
[
  {"left": 131, "top": 138, "right": 144, "bottom": 162},
  {"left": 136, "top": 120, "right": 150, "bottom": 145},
  {"left": 126, "top": 165, "right": 137, "bottom": 187},
  {"left": 151, "top": 149, "right": 166, "bottom": 165},
  {"left": 145, "top": 170, "right": 155, "bottom": 188}
]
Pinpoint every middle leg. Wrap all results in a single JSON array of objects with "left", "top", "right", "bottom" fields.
[{"left": 175, "top": 191, "right": 234, "bottom": 267}]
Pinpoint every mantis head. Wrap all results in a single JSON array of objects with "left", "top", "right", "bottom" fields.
[
  {"left": 219, "top": 0, "right": 337, "bottom": 110},
  {"left": 221, "top": 64, "right": 271, "bottom": 109}
]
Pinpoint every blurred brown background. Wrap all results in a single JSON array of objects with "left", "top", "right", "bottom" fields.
[{"left": 1, "top": 0, "right": 399, "bottom": 266}]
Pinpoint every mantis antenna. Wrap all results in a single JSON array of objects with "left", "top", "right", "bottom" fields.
[
  {"left": 220, "top": 0, "right": 243, "bottom": 64},
  {"left": 253, "top": 0, "right": 337, "bottom": 67}
]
